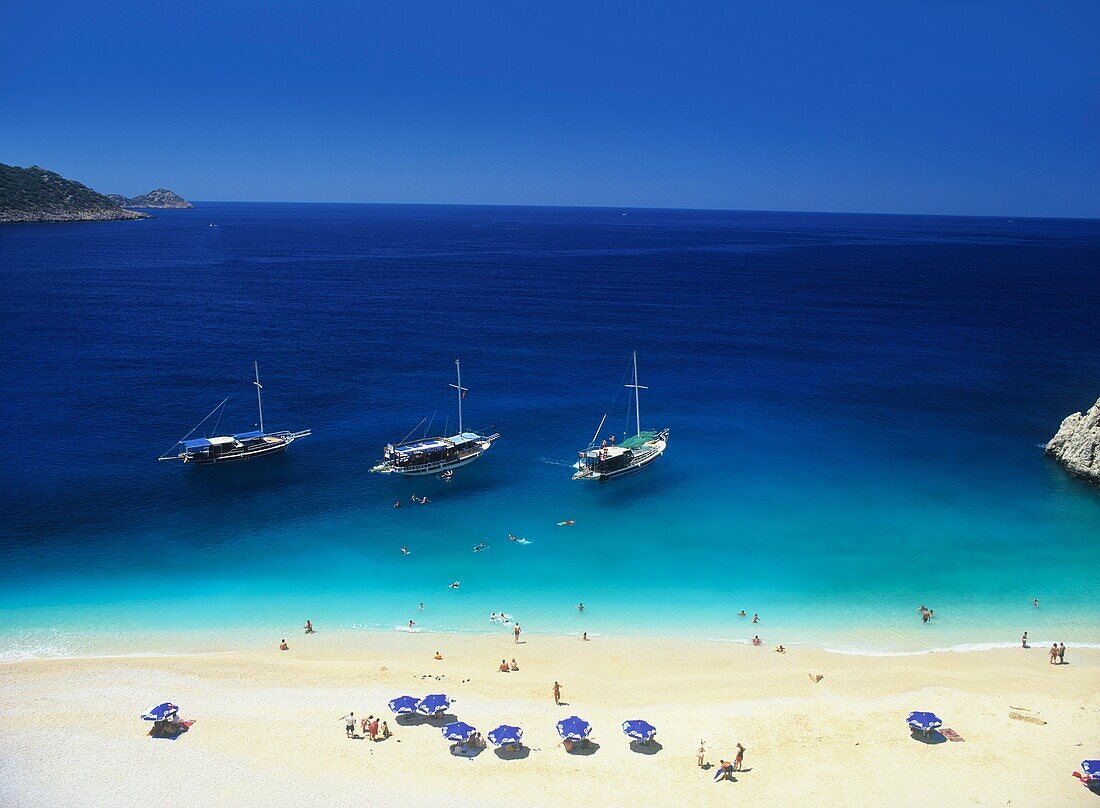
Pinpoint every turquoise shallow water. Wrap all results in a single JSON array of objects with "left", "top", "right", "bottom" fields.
[{"left": 1, "top": 204, "right": 1098, "bottom": 656}]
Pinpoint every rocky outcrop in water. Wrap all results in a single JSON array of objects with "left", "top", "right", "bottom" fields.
[
  {"left": 0, "top": 164, "right": 149, "bottom": 223},
  {"left": 1046, "top": 396, "right": 1100, "bottom": 485},
  {"left": 108, "top": 189, "right": 193, "bottom": 208}
]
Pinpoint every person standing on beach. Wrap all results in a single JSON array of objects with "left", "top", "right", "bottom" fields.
[
  {"left": 368, "top": 715, "right": 379, "bottom": 741},
  {"left": 1049, "top": 643, "right": 1058, "bottom": 664},
  {"left": 514, "top": 623, "right": 521, "bottom": 643},
  {"left": 733, "top": 743, "right": 746, "bottom": 771},
  {"left": 341, "top": 712, "right": 356, "bottom": 738},
  {"left": 1058, "top": 642, "right": 1066, "bottom": 664},
  {"left": 697, "top": 741, "right": 706, "bottom": 768},
  {"left": 553, "top": 681, "right": 562, "bottom": 705},
  {"left": 1021, "top": 631, "right": 1028, "bottom": 648}
]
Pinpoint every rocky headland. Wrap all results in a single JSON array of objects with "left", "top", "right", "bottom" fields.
[
  {"left": 0, "top": 164, "right": 150, "bottom": 223},
  {"left": 1046, "top": 396, "right": 1100, "bottom": 485},
  {"left": 108, "top": 189, "right": 193, "bottom": 208}
]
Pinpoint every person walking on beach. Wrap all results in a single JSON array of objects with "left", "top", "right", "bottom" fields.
[
  {"left": 341, "top": 712, "right": 356, "bottom": 738},
  {"left": 553, "top": 681, "right": 562, "bottom": 705},
  {"left": 1058, "top": 642, "right": 1066, "bottom": 664},
  {"left": 1049, "top": 643, "right": 1058, "bottom": 664},
  {"left": 514, "top": 623, "right": 521, "bottom": 643},
  {"left": 697, "top": 741, "right": 706, "bottom": 768},
  {"left": 1021, "top": 631, "right": 1028, "bottom": 648},
  {"left": 733, "top": 742, "right": 746, "bottom": 771}
]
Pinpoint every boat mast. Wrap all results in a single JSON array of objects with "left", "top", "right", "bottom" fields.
[
  {"left": 449, "top": 359, "right": 467, "bottom": 434},
  {"left": 253, "top": 361, "right": 265, "bottom": 434},
  {"left": 624, "top": 351, "right": 647, "bottom": 438}
]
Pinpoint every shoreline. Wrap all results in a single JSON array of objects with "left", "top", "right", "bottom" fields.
[
  {"left": 3, "top": 623, "right": 1099, "bottom": 663},
  {"left": 2, "top": 632, "right": 1097, "bottom": 806},
  {"left": 4, "top": 624, "right": 1095, "bottom": 663}
]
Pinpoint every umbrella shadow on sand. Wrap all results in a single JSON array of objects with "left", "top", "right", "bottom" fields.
[
  {"left": 910, "top": 730, "right": 946, "bottom": 745},
  {"left": 565, "top": 741, "right": 601, "bottom": 756},
  {"left": 450, "top": 743, "right": 486, "bottom": 758},
  {"left": 494, "top": 746, "right": 531, "bottom": 760},
  {"left": 629, "top": 739, "right": 663, "bottom": 755}
]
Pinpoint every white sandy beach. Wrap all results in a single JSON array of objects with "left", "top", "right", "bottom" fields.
[{"left": 1, "top": 632, "right": 1097, "bottom": 807}]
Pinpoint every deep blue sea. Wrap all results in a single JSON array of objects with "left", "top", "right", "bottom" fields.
[{"left": 1, "top": 203, "right": 1098, "bottom": 657}]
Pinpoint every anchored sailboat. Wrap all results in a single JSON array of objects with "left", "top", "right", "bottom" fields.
[
  {"left": 158, "top": 362, "right": 311, "bottom": 465},
  {"left": 572, "top": 351, "right": 668, "bottom": 482},
  {"left": 370, "top": 360, "right": 500, "bottom": 476}
]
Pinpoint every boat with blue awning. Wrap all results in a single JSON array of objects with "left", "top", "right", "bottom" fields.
[
  {"left": 370, "top": 360, "right": 499, "bottom": 477},
  {"left": 158, "top": 362, "right": 311, "bottom": 465}
]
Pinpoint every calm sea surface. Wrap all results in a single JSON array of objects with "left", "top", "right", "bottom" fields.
[{"left": 1, "top": 203, "right": 1098, "bottom": 656}]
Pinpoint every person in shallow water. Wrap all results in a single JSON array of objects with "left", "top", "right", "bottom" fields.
[
  {"left": 304, "top": 619, "right": 313, "bottom": 634},
  {"left": 279, "top": 639, "right": 289, "bottom": 650}
]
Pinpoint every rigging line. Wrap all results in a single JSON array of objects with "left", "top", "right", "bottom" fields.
[
  {"left": 211, "top": 399, "right": 225, "bottom": 437},
  {"left": 424, "top": 409, "right": 436, "bottom": 438},
  {"left": 160, "top": 398, "right": 228, "bottom": 458},
  {"left": 399, "top": 417, "right": 428, "bottom": 445}
]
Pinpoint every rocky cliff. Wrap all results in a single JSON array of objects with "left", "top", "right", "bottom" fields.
[
  {"left": 0, "top": 164, "right": 149, "bottom": 223},
  {"left": 1046, "top": 396, "right": 1100, "bottom": 485},
  {"left": 109, "top": 189, "right": 193, "bottom": 208}
]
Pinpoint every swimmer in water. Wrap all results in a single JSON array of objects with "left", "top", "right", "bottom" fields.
[
  {"left": 449, "top": 581, "right": 460, "bottom": 589},
  {"left": 419, "top": 496, "right": 430, "bottom": 504},
  {"left": 738, "top": 610, "right": 746, "bottom": 617},
  {"left": 393, "top": 501, "right": 401, "bottom": 508},
  {"left": 473, "top": 542, "right": 487, "bottom": 553},
  {"left": 508, "top": 534, "right": 518, "bottom": 542},
  {"left": 577, "top": 603, "right": 585, "bottom": 612},
  {"left": 410, "top": 494, "right": 417, "bottom": 502},
  {"left": 418, "top": 602, "right": 425, "bottom": 611},
  {"left": 752, "top": 613, "right": 760, "bottom": 623},
  {"left": 401, "top": 546, "right": 409, "bottom": 555},
  {"left": 408, "top": 620, "right": 416, "bottom": 629}
]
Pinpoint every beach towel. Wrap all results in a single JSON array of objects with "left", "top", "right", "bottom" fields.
[{"left": 941, "top": 728, "right": 964, "bottom": 742}]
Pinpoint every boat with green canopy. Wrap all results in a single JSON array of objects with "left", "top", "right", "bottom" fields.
[{"left": 572, "top": 352, "right": 668, "bottom": 482}]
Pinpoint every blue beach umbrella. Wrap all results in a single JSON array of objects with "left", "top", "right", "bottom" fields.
[
  {"left": 906, "top": 711, "right": 942, "bottom": 734},
  {"left": 417, "top": 693, "right": 453, "bottom": 716},
  {"left": 1082, "top": 760, "right": 1100, "bottom": 781},
  {"left": 487, "top": 724, "right": 523, "bottom": 747},
  {"left": 388, "top": 696, "right": 420, "bottom": 715},
  {"left": 141, "top": 702, "right": 178, "bottom": 721},
  {"left": 622, "top": 719, "right": 657, "bottom": 742},
  {"left": 441, "top": 721, "right": 476, "bottom": 743},
  {"left": 555, "top": 715, "right": 591, "bottom": 741}
]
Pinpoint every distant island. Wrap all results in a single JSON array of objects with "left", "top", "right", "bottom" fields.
[
  {"left": 0, "top": 163, "right": 150, "bottom": 224},
  {"left": 1046, "top": 395, "right": 1100, "bottom": 486},
  {"left": 107, "top": 189, "right": 193, "bottom": 209}
]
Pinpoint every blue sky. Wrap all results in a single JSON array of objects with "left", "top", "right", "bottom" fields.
[{"left": 2, "top": 1, "right": 1097, "bottom": 215}]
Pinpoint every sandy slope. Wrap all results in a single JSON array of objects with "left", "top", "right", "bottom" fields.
[{"left": 1, "top": 632, "right": 1097, "bottom": 807}]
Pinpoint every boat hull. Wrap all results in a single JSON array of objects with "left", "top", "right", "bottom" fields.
[
  {"left": 572, "top": 430, "right": 668, "bottom": 482},
  {"left": 186, "top": 438, "right": 290, "bottom": 465},
  {"left": 371, "top": 437, "right": 497, "bottom": 476}
]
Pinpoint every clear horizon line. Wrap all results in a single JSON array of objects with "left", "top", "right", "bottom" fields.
[{"left": 180, "top": 198, "right": 1100, "bottom": 222}]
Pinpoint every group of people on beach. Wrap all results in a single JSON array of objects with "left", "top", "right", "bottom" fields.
[
  {"left": 699, "top": 741, "right": 746, "bottom": 781},
  {"left": 497, "top": 658, "right": 520, "bottom": 672},
  {"left": 1048, "top": 642, "right": 1068, "bottom": 664},
  {"left": 339, "top": 712, "right": 392, "bottom": 741}
]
